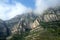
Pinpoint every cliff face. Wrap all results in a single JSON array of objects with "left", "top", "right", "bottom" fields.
[{"left": 5, "top": 13, "right": 39, "bottom": 34}]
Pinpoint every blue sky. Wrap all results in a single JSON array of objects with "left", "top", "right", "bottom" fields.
[
  {"left": 0, "top": 0, "right": 60, "bottom": 20},
  {"left": 1, "top": 0, "right": 35, "bottom": 9},
  {"left": 16, "top": 0, "right": 35, "bottom": 9}
]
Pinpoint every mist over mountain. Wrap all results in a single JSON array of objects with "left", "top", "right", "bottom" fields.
[
  {"left": 0, "top": 0, "right": 60, "bottom": 20},
  {"left": 0, "top": 6, "right": 60, "bottom": 40}
]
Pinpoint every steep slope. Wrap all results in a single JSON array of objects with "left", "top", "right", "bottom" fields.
[
  {"left": 43, "top": 7, "right": 60, "bottom": 22},
  {"left": 9, "top": 6, "right": 60, "bottom": 40},
  {"left": 5, "top": 12, "right": 38, "bottom": 34},
  {"left": 23, "top": 7, "right": 60, "bottom": 40},
  {"left": 0, "top": 6, "right": 60, "bottom": 40}
]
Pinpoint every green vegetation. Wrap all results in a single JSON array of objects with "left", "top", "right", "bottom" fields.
[
  {"left": 9, "top": 20, "right": 60, "bottom": 40},
  {"left": 10, "top": 30, "right": 30, "bottom": 40}
]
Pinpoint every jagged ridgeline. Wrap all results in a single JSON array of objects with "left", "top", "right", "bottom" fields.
[
  {"left": 8, "top": 6, "right": 60, "bottom": 40},
  {"left": 0, "top": 6, "right": 60, "bottom": 40}
]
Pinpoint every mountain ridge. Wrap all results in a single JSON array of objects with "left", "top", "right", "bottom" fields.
[{"left": 0, "top": 6, "right": 60, "bottom": 40}]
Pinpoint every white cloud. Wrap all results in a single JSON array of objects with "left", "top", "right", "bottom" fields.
[
  {"left": 35, "top": 0, "right": 48, "bottom": 14},
  {"left": 1, "top": 0, "right": 60, "bottom": 20},
  {"left": 6, "top": 3, "right": 28, "bottom": 20},
  {"left": 0, "top": 0, "right": 29, "bottom": 20},
  {"left": 35, "top": 0, "right": 60, "bottom": 14}
]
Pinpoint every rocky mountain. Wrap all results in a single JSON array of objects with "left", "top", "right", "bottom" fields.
[
  {"left": 0, "top": 6, "right": 60, "bottom": 40},
  {"left": 27, "top": 7, "right": 60, "bottom": 40},
  {"left": 5, "top": 12, "right": 39, "bottom": 34},
  {"left": 42, "top": 7, "right": 60, "bottom": 22},
  {"left": 8, "top": 6, "right": 60, "bottom": 40}
]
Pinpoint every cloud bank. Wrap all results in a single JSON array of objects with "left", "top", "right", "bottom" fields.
[
  {"left": 0, "top": 0, "right": 60, "bottom": 20},
  {"left": 35, "top": 0, "right": 60, "bottom": 14},
  {"left": 0, "top": 0, "right": 31, "bottom": 20}
]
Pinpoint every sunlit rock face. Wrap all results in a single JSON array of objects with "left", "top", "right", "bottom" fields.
[
  {"left": 5, "top": 12, "right": 39, "bottom": 34},
  {"left": 30, "top": 19, "right": 39, "bottom": 29},
  {"left": 42, "top": 7, "right": 60, "bottom": 22},
  {"left": 44, "top": 14, "right": 58, "bottom": 22}
]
